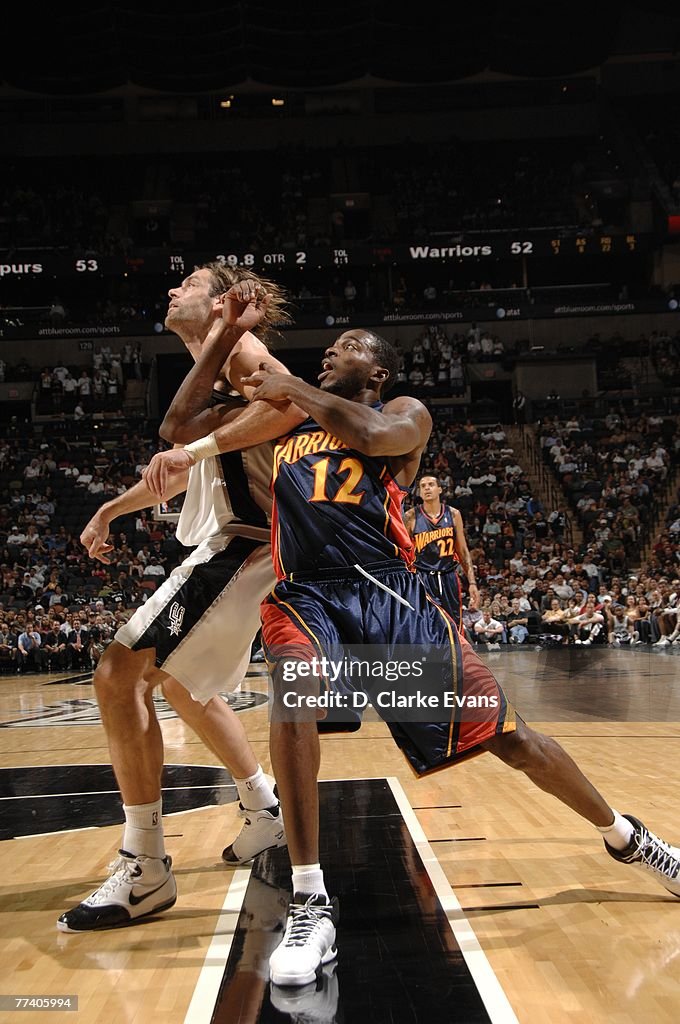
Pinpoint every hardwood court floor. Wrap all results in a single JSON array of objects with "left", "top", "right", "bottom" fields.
[{"left": 1, "top": 648, "right": 680, "bottom": 1023}]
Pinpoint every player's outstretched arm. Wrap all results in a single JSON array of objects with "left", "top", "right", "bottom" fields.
[{"left": 80, "top": 473, "right": 189, "bottom": 563}]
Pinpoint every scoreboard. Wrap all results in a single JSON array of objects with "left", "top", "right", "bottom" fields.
[{"left": 0, "top": 231, "right": 650, "bottom": 280}]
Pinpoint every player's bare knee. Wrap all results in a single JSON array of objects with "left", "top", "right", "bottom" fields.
[
  {"left": 270, "top": 661, "right": 322, "bottom": 724},
  {"left": 161, "top": 677, "right": 187, "bottom": 707},
  {"left": 484, "top": 724, "right": 552, "bottom": 772},
  {"left": 162, "top": 678, "right": 215, "bottom": 720},
  {"left": 93, "top": 642, "right": 148, "bottom": 706}
]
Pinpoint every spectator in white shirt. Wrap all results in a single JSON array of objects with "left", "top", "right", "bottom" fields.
[
  {"left": 482, "top": 517, "right": 502, "bottom": 538},
  {"left": 553, "top": 575, "right": 574, "bottom": 601},
  {"left": 142, "top": 558, "right": 166, "bottom": 580},
  {"left": 474, "top": 610, "right": 505, "bottom": 649},
  {"left": 78, "top": 371, "right": 92, "bottom": 397},
  {"left": 88, "top": 474, "right": 105, "bottom": 495},
  {"left": 480, "top": 333, "right": 494, "bottom": 358},
  {"left": 467, "top": 337, "right": 481, "bottom": 359}
]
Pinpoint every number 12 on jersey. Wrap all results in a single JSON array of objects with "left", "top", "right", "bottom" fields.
[{"left": 309, "top": 457, "right": 366, "bottom": 505}]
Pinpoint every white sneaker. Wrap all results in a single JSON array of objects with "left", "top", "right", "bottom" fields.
[
  {"left": 269, "top": 893, "right": 339, "bottom": 987},
  {"left": 488, "top": 642, "right": 501, "bottom": 651},
  {"left": 222, "top": 803, "right": 286, "bottom": 864},
  {"left": 57, "top": 851, "right": 176, "bottom": 932},
  {"left": 605, "top": 815, "right": 680, "bottom": 898},
  {"left": 582, "top": 638, "right": 592, "bottom": 645},
  {"left": 655, "top": 637, "right": 670, "bottom": 647}
]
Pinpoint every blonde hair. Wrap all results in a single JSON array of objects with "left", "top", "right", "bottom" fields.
[{"left": 199, "top": 261, "right": 291, "bottom": 344}]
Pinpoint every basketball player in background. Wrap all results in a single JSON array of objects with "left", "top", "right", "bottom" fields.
[
  {"left": 58, "top": 266, "right": 306, "bottom": 932},
  {"left": 404, "top": 474, "right": 479, "bottom": 628}
]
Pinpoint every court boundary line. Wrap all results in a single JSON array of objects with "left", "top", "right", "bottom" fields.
[
  {"left": 182, "top": 865, "right": 252, "bottom": 1024},
  {"left": 0, "top": 761, "right": 236, "bottom": 771},
  {"left": 0, "top": 784, "right": 237, "bottom": 801},
  {"left": 387, "top": 775, "right": 519, "bottom": 1024},
  {"left": 0, "top": 763, "right": 240, "bottom": 839}
]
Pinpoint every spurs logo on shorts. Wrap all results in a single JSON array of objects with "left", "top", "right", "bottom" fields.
[{"left": 168, "top": 602, "right": 186, "bottom": 637}]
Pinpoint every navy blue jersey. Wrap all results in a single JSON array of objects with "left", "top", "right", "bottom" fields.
[
  {"left": 413, "top": 504, "right": 459, "bottom": 572},
  {"left": 271, "top": 415, "right": 414, "bottom": 577}
]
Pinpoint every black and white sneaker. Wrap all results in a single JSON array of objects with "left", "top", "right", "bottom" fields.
[
  {"left": 269, "top": 893, "right": 339, "bottom": 987},
  {"left": 605, "top": 814, "right": 680, "bottom": 897},
  {"left": 222, "top": 802, "right": 286, "bottom": 864},
  {"left": 57, "top": 851, "right": 176, "bottom": 932}
]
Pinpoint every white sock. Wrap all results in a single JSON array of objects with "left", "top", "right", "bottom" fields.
[
  {"left": 596, "top": 808, "right": 634, "bottom": 851},
  {"left": 292, "top": 863, "right": 328, "bottom": 900},
  {"left": 234, "top": 764, "right": 277, "bottom": 812},
  {"left": 122, "top": 799, "right": 165, "bottom": 859}
]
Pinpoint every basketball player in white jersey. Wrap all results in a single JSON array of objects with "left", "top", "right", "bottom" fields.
[{"left": 58, "top": 267, "right": 306, "bottom": 932}]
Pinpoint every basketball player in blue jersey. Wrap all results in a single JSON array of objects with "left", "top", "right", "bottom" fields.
[
  {"left": 58, "top": 267, "right": 307, "bottom": 932},
  {"left": 229, "top": 329, "right": 680, "bottom": 988},
  {"left": 404, "top": 474, "right": 479, "bottom": 628}
]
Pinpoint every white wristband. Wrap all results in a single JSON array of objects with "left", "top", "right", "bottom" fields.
[{"left": 184, "top": 432, "right": 220, "bottom": 463}]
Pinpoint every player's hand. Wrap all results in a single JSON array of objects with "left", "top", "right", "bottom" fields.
[
  {"left": 468, "top": 583, "right": 480, "bottom": 610},
  {"left": 143, "top": 449, "right": 194, "bottom": 500},
  {"left": 80, "top": 513, "right": 114, "bottom": 564},
  {"left": 213, "top": 280, "right": 271, "bottom": 333},
  {"left": 241, "top": 361, "right": 299, "bottom": 403}
]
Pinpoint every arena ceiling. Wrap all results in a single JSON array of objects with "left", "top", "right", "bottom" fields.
[{"left": 4, "top": 1, "right": 680, "bottom": 96}]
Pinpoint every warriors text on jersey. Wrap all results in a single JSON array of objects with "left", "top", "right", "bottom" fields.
[
  {"left": 176, "top": 391, "right": 273, "bottom": 547},
  {"left": 412, "top": 504, "right": 459, "bottom": 572},
  {"left": 270, "top": 414, "right": 414, "bottom": 577}
]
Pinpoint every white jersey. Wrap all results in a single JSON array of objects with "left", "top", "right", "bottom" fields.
[{"left": 176, "top": 392, "right": 273, "bottom": 547}]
